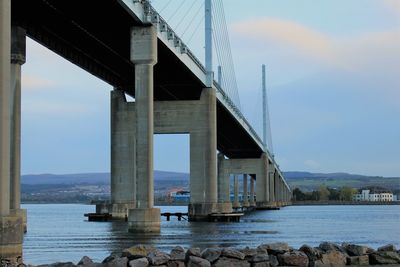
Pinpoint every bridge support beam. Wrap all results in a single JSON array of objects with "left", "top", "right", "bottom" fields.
[
  {"left": 242, "top": 174, "right": 249, "bottom": 207},
  {"left": 1, "top": 1, "right": 23, "bottom": 262},
  {"left": 128, "top": 26, "right": 160, "bottom": 233}
]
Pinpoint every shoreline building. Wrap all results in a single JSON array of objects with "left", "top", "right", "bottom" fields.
[{"left": 353, "top": 189, "right": 394, "bottom": 202}]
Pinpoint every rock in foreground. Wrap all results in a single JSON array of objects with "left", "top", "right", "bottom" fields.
[{"left": 24, "top": 242, "right": 400, "bottom": 267}]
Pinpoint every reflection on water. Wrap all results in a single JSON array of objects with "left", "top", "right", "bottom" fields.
[{"left": 22, "top": 204, "right": 400, "bottom": 265}]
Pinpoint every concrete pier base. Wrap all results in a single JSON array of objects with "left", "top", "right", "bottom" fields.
[
  {"left": 188, "top": 203, "right": 217, "bottom": 221},
  {"left": 256, "top": 202, "right": 279, "bottom": 210},
  {"left": 188, "top": 202, "right": 234, "bottom": 221},
  {"left": 0, "top": 215, "right": 23, "bottom": 262},
  {"left": 10, "top": 209, "right": 26, "bottom": 233},
  {"left": 95, "top": 203, "right": 135, "bottom": 220},
  {"left": 215, "top": 202, "right": 233, "bottom": 214},
  {"left": 128, "top": 208, "right": 160, "bottom": 233}
]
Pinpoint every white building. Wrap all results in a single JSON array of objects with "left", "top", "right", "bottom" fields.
[{"left": 353, "top": 189, "right": 394, "bottom": 202}]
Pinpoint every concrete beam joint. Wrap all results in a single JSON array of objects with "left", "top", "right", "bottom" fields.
[
  {"left": 131, "top": 26, "right": 157, "bottom": 65},
  {"left": 11, "top": 26, "right": 26, "bottom": 65}
]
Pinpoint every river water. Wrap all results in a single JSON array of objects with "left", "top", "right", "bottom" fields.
[{"left": 21, "top": 204, "right": 400, "bottom": 265}]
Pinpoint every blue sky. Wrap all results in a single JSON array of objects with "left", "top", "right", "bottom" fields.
[{"left": 21, "top": 0, "right": 400, "bottom": 176}]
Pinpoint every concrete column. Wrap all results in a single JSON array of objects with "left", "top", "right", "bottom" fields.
[
  {"left": 283, "top": 186, "right": 286, "bottom": 205},
  {"left": 280, "top": 178, "right": 284, "bottom": 205},
  {"left": 128, "top": 26, "right": 160, "bottom": 233},
  {"left": 287, "top": 188, "right": 290, "bottom": 203},
  {"left": 10, "top": 26, "right": 24, "bottom": 212},
  {"left": 255, "top": 153, "right": 267, "bottom": 207},
  {"left": 269, "top": 168, "right": 275, "bottom": 204},
  {"left": 249, "top": 176, "right": 256, "bottom": 206},
  {"left": 274, "top": 170, "right": 279, "bottom": 206},
  {"left": 135, "top": 63, "right": 154, "bottom": 209},
  {"left": 0, "top": 0, "right": 11, "bottom": 218},
  {"left": 276, "top": 176, "right": 280, "bottom": 205},
  {"left": 264, "top": 162, "right": 270, "bottom": 203},
  {"left": 233, "top": 175, "right": 240, "bottom": 208},
  {"left": 217, "top": 153, "right": 232, "bottom": 213},
  {"left": 1, "top": 1, "right": 23, "bottom": 261},
  {"left": 242, "top": 174, "right": 249, "bottom": 207},
  {"left": 96, "top": 89, "right": 136, "bottom": 219},
  {"left": 188, "top": 88, "right": 218, "bottom": 220},
  {"left": 9, "top": 26, "right": 27, "bottom": 233}
]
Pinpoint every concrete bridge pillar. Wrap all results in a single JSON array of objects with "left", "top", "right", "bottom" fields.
[
  {"left": 242, "top": 174, "right": 249, "bottom": 207},
  {"left": 232, "top": 175, "right": 240, "bottom": 209},
  {"left": 280, "top": 179, "right": 283, "bottom": 205},
  {"left": 269, "top": 168, "right": 275, "bottom": 206},
  {"left": 275, "top": 175, "right": 280, "bottom": 206},
  {"left": 128, "top": 26, "right": 160, "bottom": 232},
  {"left": 10, "top": 26, "right": 27, "bottom": 233},
  {"left": 1, "top": 0, "right": 23, "bottom": 261},
  {"left": 287, "top": 188, "right": 290, "bottom": 204},
  {"left": 188, "top": 87, "right": 219, "bottom": 220},
  {"left": 96, "top": 89, "right": 136, "bottom": 219},
  {"left": 217, "top": 153, "right": 233, "bottom": 213},
  {"left": 281, "top": 177, "right": 285, "bottom": 206},
  {"left": 249, "top": 176, "right": 256, "bottom": 206},
  {"left": 256, "top": 153, "right": 268, "bottom": 208},
  {"left": 274, "top": 171, "right": 280, "bottom": 207},
  {"left": 284, "top": 183, "right": 288, "bottom": 204},
  {"left": 0, "top": 0, "right": 11, "bottom": 223},
  {"left": 267, "top": 165, "right": 275, "bottom": 206}
]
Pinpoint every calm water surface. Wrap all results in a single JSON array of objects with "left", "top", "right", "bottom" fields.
[{"left": 22, "top": 204, "right": 400, "bottom": 264}]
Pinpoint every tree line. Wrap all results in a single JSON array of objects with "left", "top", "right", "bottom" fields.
[{"left": 292, "top": 186, "right": 357, "bottom": 201}]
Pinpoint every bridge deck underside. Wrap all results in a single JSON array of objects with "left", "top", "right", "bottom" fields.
[{"left": 11, "top": 0, "right": 263, "bottom": 159}]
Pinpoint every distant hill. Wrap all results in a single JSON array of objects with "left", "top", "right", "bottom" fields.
[
  {"left": 283, "top": 171, "right": 392, "bottom": 180},
  {"left": 284, "top": 172, "right": 400, "bottom": 192},
  {"left": 21, "top": 171, "right": 399, "bottom": 192},
  {"left": 21, "top": 171, "right": 189, "bottom": 185}
]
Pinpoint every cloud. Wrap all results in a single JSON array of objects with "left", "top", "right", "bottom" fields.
[
  {"left": 232, "top": 18, "right": 344, "bottom": 68},
  {"left": 232, "top": 17, "right": 400, "bottom": 103},
  {"left": 232, "top": 18, "right": 400, "bottom": 71},
  {"left": 383, "top": 0, "right": 400, "bottom": 15},
  {"left": 22, "top": 99, "right": 90, "bottom": 115},
  {"left": 22, "top": 75, "right": 53, "bottom": 91},
  {"left": 304, "top": 160, "right": 320, "bottom": 169}
]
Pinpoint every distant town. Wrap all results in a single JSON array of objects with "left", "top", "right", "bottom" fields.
[{"left": 20, "top": 171, "right": 400, "bottom": 204}]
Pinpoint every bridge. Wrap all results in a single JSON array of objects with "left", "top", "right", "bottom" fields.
[{"left": 0, "top": 0, "right": 292, "bottom": 261}]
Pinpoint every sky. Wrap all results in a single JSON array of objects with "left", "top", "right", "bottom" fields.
[{"left": 21, "top": 0, "right": 400, "bottom": 177}]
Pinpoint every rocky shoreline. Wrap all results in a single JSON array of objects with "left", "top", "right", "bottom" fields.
[{"left": 19, "top": 242, "right": 400, "bottom": 267}]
